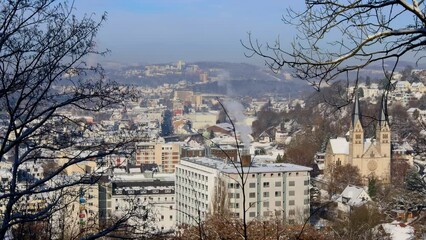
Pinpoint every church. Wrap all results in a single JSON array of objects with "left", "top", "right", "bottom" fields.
[{"left": 324, "top": 93, "right": 391, "bottom": 183}]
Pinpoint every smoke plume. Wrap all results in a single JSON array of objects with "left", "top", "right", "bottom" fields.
[{"left": 223, "top": 99, "right": 252, "bottom": 149}]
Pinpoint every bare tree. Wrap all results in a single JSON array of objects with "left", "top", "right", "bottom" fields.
[
  {"left": 326, "top": 164, "right": 363, "bottom": 197},
  {"left": 0, "top": 0, "right": 139, "bottom": 239},
  {"left": 242, "top": 1, "right": 426, "bottom": 90}
]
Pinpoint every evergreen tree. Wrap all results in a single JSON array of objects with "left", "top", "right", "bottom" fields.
[
  {"left": 368, "top": 177, "right": 377, "bottom": 199},
  {"left": 405, "top": 168, "right": 426, "bottom": 193}
]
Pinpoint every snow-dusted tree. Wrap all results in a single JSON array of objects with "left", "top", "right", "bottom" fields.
[
  {"left": 243, "top": 0, "right": 426, "bottom": 91},
  {"left": 405, "top": 168, "right": 426, "bottom": 193},
  {"left": 0, "top": 0, "right": 142, "bottom": 239}
]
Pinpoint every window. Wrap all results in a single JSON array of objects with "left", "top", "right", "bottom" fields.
[
  {"left": 249, "top": 182, "right": 256, "bottom": 188},
  {"left": 289, "top": 190, "right": 295, "bottom": 196},
  {"left": 263, "top": 211, "right": 269, "bottom": 217},
  {"left": 249, "top": 192, "right": 256, "bottom": 198},
  {"left": 263, "top": 182, "right": 270, "bottom": 188},
  {"left": 263, "top": 192, "right": 269, "bottom": 197},
  {"left": 249, "top": 212, "right": 256, "bottom": 217},
  {"left": 263, "top": 202, "right": 269, "bottom": 207},
  {"left": 304, "top": 199, "right": 309, "bottom": 205},
  {"left": 289, "top": 181, "right": 295, "bottom": 187},
  {"left": 170, "top": 215, "right": 173, "bottom": 220},
  {"left": 275, "top": 201, "right": 281, "bottom": 207},
  {"left": 304, "top": 180, "right": 309, "bottom": 186},
  {"left": 275, "top": 181, "right": 281, "bottom": 187},
  {"left": 228, "top": 183, "right": 234, "bottom": 189},
  {"left": 289, "top": 209, "right": 295, "bottom": 216},
  {"left": 275, "top": 191, "right": 281, "bottom": 197},
  {"left": 235, "top": 193, "right": 240, "bottom": 199},
  {"left": 289, "top": 200, "right": 295, "bottom": 206},
  {"left": 304, "top": 189, "right": 309, "bottom": 195}
]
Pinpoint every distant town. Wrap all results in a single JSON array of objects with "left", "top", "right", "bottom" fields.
[{"left": 2, "top": 59, "right": 426, "bottom": 239}]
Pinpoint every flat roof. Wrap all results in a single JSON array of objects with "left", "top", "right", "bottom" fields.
[{"left": 182, "top": 157, "right": 312, "bottom": 174}]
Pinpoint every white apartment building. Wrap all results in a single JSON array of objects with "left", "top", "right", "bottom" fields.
[
  {"left": 99, "top": 171, "right": 176, "bottom": 234},
  {"left": 175, "top": 157, "right": 312, "bottom": 226}
]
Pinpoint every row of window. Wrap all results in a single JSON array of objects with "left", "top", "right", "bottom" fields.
[
  {"left": 230, "top": 189, "right": 309, "bottom": 199},
  {"left": 229, "top": 180, "right": 308, "bottom": 189},
  {"left": 176, "top": 168, "right": 209, "bottom": 182},
  {"left": 176, "top": 181, "right": 208, "bottom": 192}
]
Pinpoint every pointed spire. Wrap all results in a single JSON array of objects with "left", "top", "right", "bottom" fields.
[
  {"left": 378, "top": 94, "right": 388, "bottom": 127},
  {"left": 352, "top": 89, "right": 361, "bottom": 126}
]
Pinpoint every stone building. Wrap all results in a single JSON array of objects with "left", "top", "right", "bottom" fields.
[{"left": 325, "top": 94, "right": 391, "bottom": 183}]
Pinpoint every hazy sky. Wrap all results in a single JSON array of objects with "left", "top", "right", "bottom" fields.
[{"left": 74, "top": 0, "right": 302, "bottom": 65}]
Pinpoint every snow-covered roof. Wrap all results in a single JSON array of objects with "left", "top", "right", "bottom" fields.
[
  {"left": 411, "top": 82, "right": 424, "bottom": 87},
  {"left": 182, "top": 157, "right": 312, "bottom": 174},
  {"left": 214, "top": 122, "right": 233, "bottom": 132},
  {"left": 336, "top": 185, "right": 371, "bottom": 206},
  {"left": 252, "top": 155, "right": 276, "bottom": 164},
  {"left": 329, "top": 137, "right": 349, "bottom": 154}
]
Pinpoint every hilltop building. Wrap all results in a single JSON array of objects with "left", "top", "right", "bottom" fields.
[{"left": 325, "top": 93, "right": 391, "bottom": 183}]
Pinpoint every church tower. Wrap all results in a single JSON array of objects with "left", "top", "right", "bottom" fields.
[
  {"left": 325, "top": 90, "right": 392, "bottom": 184},
  {"left": 349, "top": 91, "right": 364, "bottom": 161},
  {"left": 376, "top": 96, "right": 391, "bottom": 158}
]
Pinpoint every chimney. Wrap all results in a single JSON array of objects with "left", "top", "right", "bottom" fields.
[{"left": 241, "top": 149, "right": 251, "bottom": 167}]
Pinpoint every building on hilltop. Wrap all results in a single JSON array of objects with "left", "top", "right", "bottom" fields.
[{"left": 325, "top": 93, "right": 391, "bottom": 183}]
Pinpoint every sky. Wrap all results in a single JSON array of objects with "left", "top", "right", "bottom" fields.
[{"left": 74, "top": 0, "right": 303, "bottom": 65}]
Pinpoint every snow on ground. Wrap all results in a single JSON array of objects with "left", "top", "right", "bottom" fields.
[{"left": 382, "top": 221, "right": 415, "bottom": 240}]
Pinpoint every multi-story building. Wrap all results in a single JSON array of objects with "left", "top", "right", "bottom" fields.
[
  {"left": 175, "top": 156, "right": 311, "bottom": 226},
  {"left": 135, "top": 142, "right": 181, "bottom": 173},
  {"left": 50, "top": 178, "right": 99, "bottom": 238},
  {"left": 99, "top": 169, "right": 175, "bottom": 234}
]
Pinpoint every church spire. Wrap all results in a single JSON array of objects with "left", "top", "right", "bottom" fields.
[
  {"left": 378, "top": 94, "right": 389, "bottom": 127},
  {"left": 352, "top": 90, "right": 362, "bottom": 127}
]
